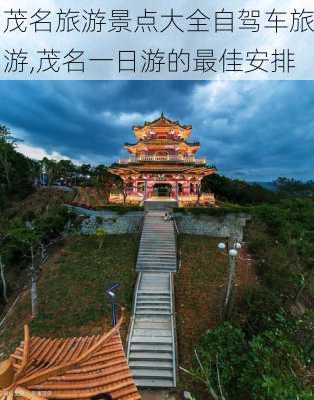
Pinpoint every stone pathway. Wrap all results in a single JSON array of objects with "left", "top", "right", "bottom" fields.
[{"left": 127, "top": 211, "right": 177, "bottom": 388}]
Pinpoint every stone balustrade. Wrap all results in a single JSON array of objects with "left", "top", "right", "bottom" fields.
[{"left": 118, "top": 155, "right": 206, "bottom": 164}]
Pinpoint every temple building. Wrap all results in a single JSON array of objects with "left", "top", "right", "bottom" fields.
[{"left": 109, "top": 114, "right": 216, "bottom": 207}]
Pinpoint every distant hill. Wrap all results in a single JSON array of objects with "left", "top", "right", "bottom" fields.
[{"left": 249, "top": 181, "right": 277, "bottom": 191}]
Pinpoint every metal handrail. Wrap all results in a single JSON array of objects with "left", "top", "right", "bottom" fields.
[
  {"left": 173, "top": 217, "right": 179, "bottom": 235},
  {"left": 169, "top": 272, "right": 177, "bottom": 387},
  {"left": 173, "top": 216, "right": 182, "bottom": 273},
  {"left": 126, "top": 272, "right": 141, "bottom": 359}
]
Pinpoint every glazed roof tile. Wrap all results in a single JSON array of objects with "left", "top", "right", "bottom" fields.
[{"left": 1, "top": 315, "right": 140, "bottom": 400}]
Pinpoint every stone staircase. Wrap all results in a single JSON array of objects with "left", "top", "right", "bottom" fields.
[
  {"left": 137, "top": 212, "right": 177, "bottom": 273},
  {"left": 127, "top": 211, "right": 177, "bottom": 388}
]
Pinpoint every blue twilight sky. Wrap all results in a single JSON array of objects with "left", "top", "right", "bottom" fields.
[{"left": 1, "top": 80, "right": 314, "bottom": 181}]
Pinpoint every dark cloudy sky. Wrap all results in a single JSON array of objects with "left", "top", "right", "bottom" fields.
[{"left": 1, "top": 80, "right": 314, "bottom": 181}]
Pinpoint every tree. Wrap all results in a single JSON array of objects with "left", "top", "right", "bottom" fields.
[
  {"left": 0, "top": 126, "right": 35, "bottom": 206},
  {"left": 202, "top": 174, "right": 277, "bottom": 205},
  {"left": 56, "top": 159, "right": 76, "bottom": 182},
  {"left": 9, "top": 224, "right": 41, "bottom": 318},
  {"left": 95, "top": 227, "right": 107, "bottom": 249},
  {"left": 275, "top": 177, "right": 314, "bottom": 197},
  {"left": 114, "top": 177, "right": 133, "bottom": 204},
  {"left": 79, "top": 164, "right": 91, "bottom": 176},
  {"left": 94, "top": 164, "right": 108, "bottom": 184},
  {"left": 0, "top": 125, "right": 15, "bottom": 189},
  {"left": 0, "top": 233, "right": 10, "bottom": 303},
  {"left": 40, "top": 158, "right": 58, "bottom": 185}
]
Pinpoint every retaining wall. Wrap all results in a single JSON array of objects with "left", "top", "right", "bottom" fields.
[
  {"left": 66, "top": 205, "right": 144, "bottom": 235},
  {"left": 174, "top": 212, "right": 250, "bottom": 241}
]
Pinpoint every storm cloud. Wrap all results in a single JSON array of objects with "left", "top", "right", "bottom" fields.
[{"left": 1, "top": 80, "right": 314, "bottom": 181}]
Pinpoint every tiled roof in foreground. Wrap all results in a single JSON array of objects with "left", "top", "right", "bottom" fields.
[{"left": 0, "top": 312, "right": 141, "bottom": 400}]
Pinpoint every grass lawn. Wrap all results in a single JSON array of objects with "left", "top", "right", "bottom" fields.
[
  {"left": 175, "top": 235, "right": 228, "bottom": 396},
  {"left": 0, "top": 234, "right": 139, "bottom": 356},
  {"left": 175, "top": 234, "right": 256, "bottom": 398}
]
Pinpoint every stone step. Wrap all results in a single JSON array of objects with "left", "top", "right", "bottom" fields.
[
  {"left": 132, "top": 369, "right": 173, "bottom": 379},
  {"left": 140, "top": 243, "right": 175, "bottom": 245},
  {"left": 140, "top": 277, "right": 170, "bottom": 282},
  {"left": 141, "top": 242, "right": 175, "bottom": 245},
  {"left": 138, "top": 258, "right": 176, "bottom": 262},
  {"left": 137, "top": 291, "right": 170, "bottom": 295},
  {"left": 140, "top": 238, "right": 175, "bottom": 241},
  {"left": 129, "top": 352, "right": 173, "bottom": 361},
  {"left": 137, "top": 298, "right": 170, "bottom": 303},
  {"left": 142, "top": 233, "right": 174, "bottom": 236},
  {"left": 132, "top": 329, "right": 172, "bottom": 337},
  {"left": 134, "top": 320, "right": 171, "bottom": 327},
  {"left": 134, "top": 321, "right": 171, "bottom": 329},
  {"left": 138, "top": 251, "right": 176, "bottom": 255},
  {"left": 137, "top": 267, "right": 176, "bottom": 272},
  {"left": 136, "top": 310, "right": 171, "bottom": 316},
  {"left": 138, "top": 258, "right": 176, "bottom": 263},
  {"left": 130, "top": 343, "right": 172, "bottom": 352},
  {"left": 137, "top": 265, "right": 176, "bottom": 270},
  {"left": 136, "top": 305, "right": 171, "bottom": 312},
  {"left": 138, "top": 261, "right": 176, "bottom": 265},
  {"left": 137, "top": 299, "right": 171, "bottom": 304},
  {"left": 141, "top": 236, "right": 174, "bottom": 239},
  {"left": 131, "top": 335, "right": 173, "bottom": 343},
  {"left": 135, "top": 315, "right": 171, "bottom": 322},
  {"left": 139, "top": 259, "right": 175, "bottom": 262},
  {"left": 136, "top": 267, "right": 177, "bottom": 273},
  {"left": 143, "top": 229, "right": 174, "bottom": 231},
  {"left": 139, "top": 280, "right": 170, "bottom": 285},
  {"left": 138, "top": 273, "right": 174, "bottom": 276},
  {"left": 141, "top": 272, "right": 170, "bottom": 278},
  {"left": 139, "top": 281, "right": 170, "bottom": 287},
  {"left": 139, "top": 250, "right": 175, "bottom": 253},
  {"left": 139, "top": 249, "right": 175, "bottom": 253},
  {"left": 137, "top": 299, "right": 170, "bottom": 304},
  {"left": 142, "top": 232, "right": 174, "bottom": 234},
  {"left": 134, "top": 378, "right": 175, "bottom": 388},
  {"left": 139, "top": 246, "right": 175, "bottom": 250},
  {"left": 141, "top": 238, "right": 175, "bottom": 242},
  {"left": 140, "top": 242, "right": 175, "bottom": 246},
  {"left": 129, "top": 360, "right": 173, "bottom": 370},
  {"left": 140, "top": 243, "right": 175, "bottom": 247},
  {"left": 136, "top": 306, "right": 171, "bottom": 312},
  {"left": 137, "top": 261, "right": 176, "bottom": 266},
  {"left": 137, "top": 301, "right": 171, "bottom": 306}
]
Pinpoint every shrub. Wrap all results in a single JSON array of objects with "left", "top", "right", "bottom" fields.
[
  {"left": 239, "top": 286, "right": 283, "bottom": 335},
  {"left": 191, "top": 321, "right": 312, "bottom": 400}
]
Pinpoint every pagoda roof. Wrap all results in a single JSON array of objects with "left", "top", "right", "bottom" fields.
[
  {"left": 124, "top": 140, "right": 200, "bottom": 154},
  {"left": 133, "top": 112, "right": 192, "bottom": 130},
  {"left": 0, "top": 312, "right": 141, "bottom": 400},
  {"left": 133, "top": 113, "right": 192, "bottom": 140},
  {"left": 109, "top": 164, "right": 217, "bottom": 177}
]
